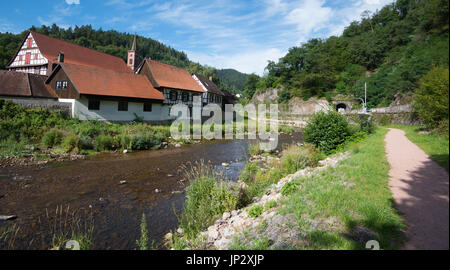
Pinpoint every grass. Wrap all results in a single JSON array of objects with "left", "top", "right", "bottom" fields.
[
  {"left": 38, "top": 205, "right": 95, "bottom": 250},
  {"left": 389, "top": 125, "right": 449, "bottom": 172},
  {"left": 176, "top": 162, "right": 239, "bottom": 240},
  {"left": 279, "top": 128, "right": 406, "bottom": 249}
]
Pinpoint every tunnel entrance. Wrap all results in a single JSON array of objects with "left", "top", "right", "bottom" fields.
[{"left": 336, "top": 103, "right": 347, "bottom": 113}]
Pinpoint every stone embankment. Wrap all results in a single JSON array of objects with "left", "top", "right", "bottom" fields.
[{"left": 169, "top": 151, "right": 349, "bottom": 250}]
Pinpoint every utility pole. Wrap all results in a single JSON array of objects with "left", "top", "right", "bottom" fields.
[{"left": 364, "top": 81, "right": 367, "bottom": 113}]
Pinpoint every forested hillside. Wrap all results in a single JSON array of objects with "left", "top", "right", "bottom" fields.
[
  {"left": 256, "top": 0, "right": 449, "bottom": 108},
  {"left": 0, "top": 24, "right": 245, "bottom": 93},
  {"left": 217, "top": 69, "right": 248, "bottom": 93}
]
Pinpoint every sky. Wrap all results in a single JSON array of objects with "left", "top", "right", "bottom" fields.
[{"left": 0, "top": 0, "right": 393, "bottom": 75}]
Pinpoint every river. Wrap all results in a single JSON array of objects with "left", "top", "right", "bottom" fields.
[{"left": 0, "top": 131, "right": 302, "bottom": 250}]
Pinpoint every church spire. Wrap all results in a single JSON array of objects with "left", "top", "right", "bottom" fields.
[
  {"left": 127, "top": 33, "right": 138, "bottom": 71},
  {"left": 131, "top": 33, "right": 137, "bottom": 51}
]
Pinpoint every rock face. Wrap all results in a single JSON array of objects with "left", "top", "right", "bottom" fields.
[
  {"left": 287, "top": 97, "right": 331, "bottom": 115},
  {"left": 251, "top": 88, "right": 279, "bottom": 104}
]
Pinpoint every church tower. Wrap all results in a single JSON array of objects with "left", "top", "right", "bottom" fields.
[{"left": 127, "top": 33, "right": 138, "bottom": 71}]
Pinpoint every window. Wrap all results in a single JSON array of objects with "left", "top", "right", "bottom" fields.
[
  {"left": 209, "top": 94, "right": 214, "bottom": 102},
  {"left": 34, "top": 54, "right": 38, "bottom": 60},
  {"left": 27, "top": 38, "right": 32, "bottom": 48},
  {"left": 118, "top": 101, "right": 128, "bottom": 111},
  {"left": 170, "top": 91, "right": 177, "bottom": 101},
  {"left": 25, "top": 53, "right": 31, "bottom": 65},
  {"left": 129, "top": 58, "right": 133, "bottom": 65},
  {"left": 56, "top": 81, "right": 68, "bottom": 90},
  {"left": 88, "top": 100, "right": 100, "bottom": 110},
  {"left": 19, "top": 55, "right": 23, "bottom": 61},
  {"left": 182, "top": 92, "right": 189, "bottom": 102},
  {"left": 143, "top": 102, "right": 152, "bottom": 112}
]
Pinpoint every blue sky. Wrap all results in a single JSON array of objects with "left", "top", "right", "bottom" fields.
[{"left": 0, "top": 0, "right": 393, "bottom": 75}]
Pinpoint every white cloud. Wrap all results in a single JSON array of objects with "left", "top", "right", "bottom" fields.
[
  {"left": 187, "top": 48, "right": 286, "bottom": 76},
  {"left": 65, "top": 0, "right": 80, "bottom": 5}
]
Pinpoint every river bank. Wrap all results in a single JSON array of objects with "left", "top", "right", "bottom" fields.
[
  {"left": 168, "top": 128, "right": 406, "bottom": 250},
  {"left": 0, "top": 131, "right": 300, "bottom": 250}
]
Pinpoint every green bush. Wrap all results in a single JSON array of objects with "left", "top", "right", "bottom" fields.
[
  {"left": 303, "top": 110, "right": 350, "bottom": 153},
  {"left": 78, "top": 136, "right": 94, "bottom": 150},
  {"left": 358, "top": 114, "right": 374, "bottom": 134},
  {"left": 63, "top": 134, "right": 80, "bottom": 153},
  {"left": 281, "top": 181, "right": 301, "bottom": 196},
  {"left": 413, "top": 66, "right": 449, "bottom": 130},
  {"left": 42, "top": 129, "right": 64, "bottom": 147},
  {"left": 280, "top": 144, "right": 319, "bottom": 174},
  {"left": 94, "top": 135, "right": 114, "bottom": 151},
  {"left": 248, "top": 205, "right": 263, "bottom": 218}
]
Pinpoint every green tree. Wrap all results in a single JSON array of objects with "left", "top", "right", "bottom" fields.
[{"left": 413, "top": 66, "right": 449, "bottom": 129}]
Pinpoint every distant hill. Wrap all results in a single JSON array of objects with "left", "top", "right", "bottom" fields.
[
  {"left": 259, "top": 0, "right": 449, "bottom": 108},
  {"left": 0, "top": 24, "right": 244, "bottom": 92},
  {"left": 217, "top": 69, "right": 248, "bottom": 93}
]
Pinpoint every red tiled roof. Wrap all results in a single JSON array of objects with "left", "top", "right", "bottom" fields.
[
  {"left": 29, "top": 31, "right": 131, "bottom": 73},
  {"left": 145, "top": 59, "right": 205, "bottom": 93},
  {"left": 0, "top": 70, "right": 57, "bottom": 98},
  {"left": 59, "top": 63, "right": 164, "bottom": 100}
]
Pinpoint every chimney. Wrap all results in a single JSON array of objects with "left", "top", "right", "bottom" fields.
[{"left": 58, "top": 51, "right": 64, "bottom": 63}]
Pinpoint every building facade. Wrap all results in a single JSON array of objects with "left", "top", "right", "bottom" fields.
[{"left": 1, "top": 31, "right": 235, "bottom": 123}]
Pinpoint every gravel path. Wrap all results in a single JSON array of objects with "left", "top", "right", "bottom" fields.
[{"left": 385, "top": 128, "right": 449, "bottom": 250}]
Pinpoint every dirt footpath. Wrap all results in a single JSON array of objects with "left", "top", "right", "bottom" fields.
[{"left": 385, "top": 128, "right": 449, "bottom": 250}]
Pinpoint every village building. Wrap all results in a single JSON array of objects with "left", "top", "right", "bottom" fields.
[
  {"left": 192, "top": 74, "right": 224, "bottom": 107},
  {"left": 0, "top": 31, "right": 237, "bottom": 123},
  {"left": 6, "top": 31, "right": 130, "bottom": 76},
  {"left": 136, "top": 58, "right": 205, "bottom": 114}
]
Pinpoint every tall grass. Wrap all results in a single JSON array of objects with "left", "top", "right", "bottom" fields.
[
  {"left": 136, "top": 213, "right": 149, "bottom": 250},
  {"left": 37, "top": 205, "right": 95, "bottom": 250},
  {"left": 176, "top": 161, "right": 239, "bottom": 240}
]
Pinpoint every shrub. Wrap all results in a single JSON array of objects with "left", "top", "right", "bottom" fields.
[
  {"left": 63, "top": 134, "right": 80, "bottom": 153},
  {"left": 281, "top": 181, "right": 301, "bottom": 196},
  {"left": 413, "top": 66, "right": 449, "bottom": 130},
  {"left": 42, "top": 129, "right": 64, "bottom": 147},
  {"left": 248, "top": 205, "right": 263, "bottom": 218},
  {"left": 78, "top": 136, "right": 94, "bottom": 150},
  {"left": 358, "top": 114, "right": 374, "bottom": 134},
  {"left": 303, "top": 110, "right": 350, "bottom": 153},
  {"left": 280, "top": 144, "right": 319, "bottom": 174},
  {"left": 94, "top": 135, "right": 114, "bottom": 151}
]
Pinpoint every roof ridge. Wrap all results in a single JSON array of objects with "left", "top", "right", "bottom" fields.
[
  {"left": 146, "top": 58, "right": 188, "bottom": 71},
  {"left": 30, "top": 31, "right": 126, "bottom": 62}
]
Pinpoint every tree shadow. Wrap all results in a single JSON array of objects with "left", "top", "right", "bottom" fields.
[{"left": 390, "top": 158, "right": 449, "bottom": 249}]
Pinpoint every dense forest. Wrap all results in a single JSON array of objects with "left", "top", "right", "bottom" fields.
[
  {"left": 250, "top": 0, "right": 449, "bottom": 108},
  {"left": 0, "top": 24, "right": 247, "bottom": 93}
]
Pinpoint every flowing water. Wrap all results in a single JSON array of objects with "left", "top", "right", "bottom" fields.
[{"left": 0, "top": 132, "right": 302, "bottom": 250}]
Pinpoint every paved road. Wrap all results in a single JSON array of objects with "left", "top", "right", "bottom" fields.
[{"left": 385, "top": 128, "right": 449, "bottom": 250}]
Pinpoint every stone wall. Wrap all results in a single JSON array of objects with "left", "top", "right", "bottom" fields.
[
  {"left": 349, "top": 105, "right": 420, "bottom": 126},
  {"left": 1, "top": 96, "right": 72, "bottom": 116}
]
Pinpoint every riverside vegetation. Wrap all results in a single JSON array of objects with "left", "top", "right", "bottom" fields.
[
  {"left": 168, "top": 110, "right": 405, "bottom": 250},
  {"left": 0, "top": 99, "right": 295, "bottom": 162}
]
